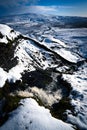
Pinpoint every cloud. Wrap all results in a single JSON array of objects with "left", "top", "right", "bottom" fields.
[
  {"left": 0, "top": 4, "right": 87, "bottom": 17},
  {"left": 21, "top": 5, "right": 87, "bottom": 17},
  {"left": 21, "top": 5, "right": 75, "bottom": 15},
  {"left": 27, "top": 6, "right": 58, "bottom": 14}
]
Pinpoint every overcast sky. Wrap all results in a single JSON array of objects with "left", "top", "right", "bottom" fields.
[{"left": 0, "top": 0, "right": 87, "bottom": 17}]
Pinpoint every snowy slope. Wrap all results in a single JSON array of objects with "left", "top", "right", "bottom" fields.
[
  {"left": 62, "top": 62, "right": 87, "bottom": 129},
  {"left": 41, "top": 35, "right": 84, "bottom": 63},
  {"left": 0, "top": 24, "right": 59, "bottom": 85},
  {"left": 0, "top": 98, "right": 74, "bottom": 130}
]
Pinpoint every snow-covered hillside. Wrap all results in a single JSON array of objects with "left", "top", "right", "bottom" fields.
[
  {"left": 62, "top": 62, "right": 87, "bottom": 129},
  {"left": 0, "top": 22, "right": 87, "bottom": 130},
  {"left": 0, "top": 24, "right": 59, "bottom": 86},
  {"left": 0, "top": 98, "right": 74, "bottom": 130}
]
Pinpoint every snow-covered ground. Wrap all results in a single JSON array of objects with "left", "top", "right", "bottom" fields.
[
  {"left": 0, "top": 98, "right": 74, "bottom": 130},
  {"left": 63, "top": 62, "right": 87, "bottom": 129}
]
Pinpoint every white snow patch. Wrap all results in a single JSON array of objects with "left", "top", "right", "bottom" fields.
[
  {"left": 56, "top": 65, "right": 69, "bottom": 73},
  {"left": 0, "top": 68, "right": 7, "bottom": 88},
  {"left": 56, "top": 48, "right": 83, "bottom": 63},
  {"left": 8, "top": 64, "right": 24, "bottom": 83},
  {"left": 0, "top": 98, "right": 74, "bottom": 130},
  {"left": 50, "top": 36, "right": 67, "bottom": 47},
  {"left": 0, "top": 24, "right": 20, "bottom": 44}
]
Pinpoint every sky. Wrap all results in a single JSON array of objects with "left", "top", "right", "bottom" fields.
[{"left": 0, "top": 0, "right": 87, "bottom": 17}]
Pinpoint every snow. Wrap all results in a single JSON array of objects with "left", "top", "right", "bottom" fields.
[
  {"left": 62, "top": 63, "right": 87, "bottom": 129},
  {"left": 7, "top": 40, "right": 36, "bottom": 82},
  {"left": 40, "top": 35, "right": 84, "bottom": 63},
  {"left": 56, "top": 65, "right": 69, "bottom": 73},
  {"left": 23, "top": 40, "right": 49, "bottom": 69},
  {"left": 0, "top": 68, "right": 7, "bottom": 88},
  {"left": 0, "top": 24, "right": 20, "bottom": 44},
  {"left": 54, "top": 48, "right": 84, "bottom": 63},
  {"left": 0, "top": 23, "right": 36, "bottom": 84},
  {"left": 49, "top": 36, "right": 67, "bottom": 47},
  {"left": 7, "top": 37, "right": 54, "bottom": 83},
  {"left": 0, "top": 65, "right": 26, "bottom": 87},
  {"left": 8, "top": 64, "right": 24, "bottom": 83},
  {"left": 0, "top": 98, "right": 74, "bottom": 130}
]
